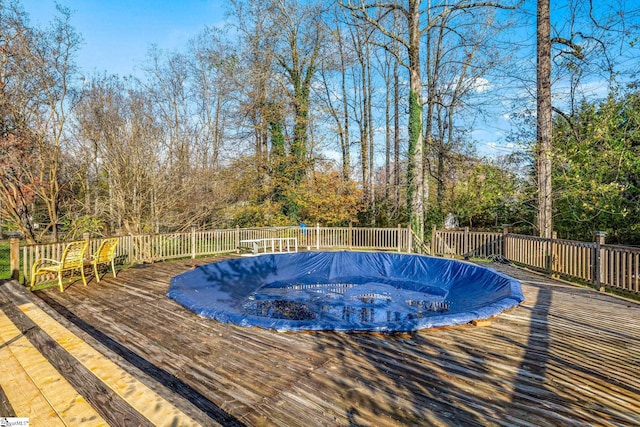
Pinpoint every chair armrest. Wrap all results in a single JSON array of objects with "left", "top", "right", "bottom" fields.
[
  {"left": 33, "top": 258, "right": 62, "bottom": 266},
  {"left": 31, "top": 258, "right": 62, "bottom": 272}
]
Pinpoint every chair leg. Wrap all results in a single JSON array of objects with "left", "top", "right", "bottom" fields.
[
  {"left": 80, "top": 266, "right": 87, "bottom": 287},
  {"left": 111, "top": 260, "right": 117, "bottom": 278},
  {"left": 94, "top": 263, "right": 100, "bottom": 282},
  {"left": 58, "top": 273, "right": 64, "bottom": 292}
]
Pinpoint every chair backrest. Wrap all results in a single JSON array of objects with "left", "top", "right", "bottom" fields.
[
  {"left": 94, "top": 238, "right": 119, "bottom": 263},
  {"left": 61, "top": 241, "right": 89, "bottom": 269}
]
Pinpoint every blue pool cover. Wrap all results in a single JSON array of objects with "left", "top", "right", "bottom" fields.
[{"left": 167, "top": 251, "right": 524, "bottom": 332}]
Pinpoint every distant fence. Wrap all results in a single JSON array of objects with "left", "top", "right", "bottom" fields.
[
  {"left": 17, "top": 225, "right": 418, "bottom": 285},
  {"left": 431, "top": 227, "right": 640, "bottom": 295}
]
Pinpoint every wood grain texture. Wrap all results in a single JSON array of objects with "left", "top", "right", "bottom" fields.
[
  {"left": 0, "top": 310, "right": 102, "bottom": 425},
  {"left": 4, "top": 254, "right": 640, "bottom": 426},
  {"left": 0, "top": 383, "right": 15, "bottom": 417},
  {"left": 18, "top": 302, "right": 201, "bottom": 427}
]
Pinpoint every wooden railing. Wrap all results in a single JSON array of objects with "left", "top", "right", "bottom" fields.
[
  {"left": 409, "top": 230, "right": 430, "bottom": 255},
  {"left": 20, "top": 225, "right": 413, "bottom": 285},
  {"left": 600, "top": 244, "right": 640, "bottom": 294},
  {"left": 432, "top": 228, "right": 640, "bottom": 295},
  {"left": 505, "top": 234, "right": 556, "bottom": 271},
  {"left": 551, "top": 238, "right": 595, "bottom": 283},
  {"left": 431, "top": 227, "right": 503, "bottom": 258},
  {"left": 15, "top": 224, "right": 640, "bottom": 296}
]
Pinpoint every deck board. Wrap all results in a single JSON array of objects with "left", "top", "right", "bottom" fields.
[{"left": 2, "top": 255, "right": 640, "bottom": 426}]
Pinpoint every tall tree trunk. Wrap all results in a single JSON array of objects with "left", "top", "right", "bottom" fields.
[
  {"left": 338, "top": 24, "right": 351, "bottom": 181},
  {"left": 385, "top": 60, "right": 392, "bottom": 200},
  {"left": 393, "top": 60, "right": 400, "bottom": 206},
  {"left": 342, "top": 0, "right": 425, "bottom": 235},
  {"left": 537, "top": 0, "right": 553, "bottom": 238},
  {"left": 367, "top": 41, "right": 375, "bottom": 225},
  {"left": 359, "top": 46, "right": 370, "bottom": 206},
  {"left": 291, "top": 82, "right": 310, "bottom": 184},
  {"left": 423, "top": 1, "right": 437, "bottom": 227},
  {"left": 407, "top": 0, "right": 424, "bottom": 238}
]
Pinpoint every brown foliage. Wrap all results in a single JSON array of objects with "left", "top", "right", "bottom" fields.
[{"left": 292, "top": 168, "right": 364, "bottom": 226}]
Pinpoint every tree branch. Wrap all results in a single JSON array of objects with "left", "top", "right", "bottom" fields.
[
  {"left": 552, "top": 106, "right": 580, "bottom": 143},
  {"left": 340, "top": 1, "right": 410, "bottom": 50},
  {"left": 550, "top": 36, "right": 585, "bottom": 60}
]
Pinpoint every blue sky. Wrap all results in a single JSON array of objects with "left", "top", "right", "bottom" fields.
[{"left": 24, "top": 0, "right": 227, "bottom": 77}]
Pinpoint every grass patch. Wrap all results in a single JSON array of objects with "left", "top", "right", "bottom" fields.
[
  {"left": 0, "top": 241, "right": 12, "bottom": 280},
  {"left": 0, "top": 240, "right": 27, "bottom": 282},
  {"left": 468, "top": 257, "right": 493, "bottom": 263}
]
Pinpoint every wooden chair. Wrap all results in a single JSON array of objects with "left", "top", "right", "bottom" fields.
[
  {"left": 91, "top": 238, "right": 119, "bottom": 282},
  {"left": 30, "top": 240, "right": 89, "bottom": 292}
]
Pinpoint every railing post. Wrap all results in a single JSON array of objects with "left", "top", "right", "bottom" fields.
[
  {"left": 550, "top": 231, "right": 558, "bottom": 277},
  {"left": 463, "top": 227, "right": 469, "bottom": 257},
  {"left": 191, "top": 223, "right": 197, "bottom": 259},
  {"left": 407, "top": 223, "right": 412, "bottom": 253},
  {"left": 594, "top": 231, "right": 606, "bottom": 292},
  {"left": 502, "top": 224, "right": 510, "bottom": 258},
  {"left": 83, "top": 232, "right": 91, "bottom": 260},
  {"left": 397, "top": 224, "right": 401, "bottom": 252},
  {"left": 348, "top": 222, "right": 353, "bottom": 249},
  {"left": 542, "top": 232, "right": 553, "bottom": 276},
  {"left": 316, "top": 223, "right": 321, "bottom": 250},
  {"left": 431, "top": 225, "right": 437, "bottom": 256},
  {"left": 235, "top": 225, "right": 240, "bottom": 254},
  {"left": 10, "top": 238, "right": 20, "bottom": 281},
  {"left": 127, "top": 235, "right": 134, "bottom": 265}
]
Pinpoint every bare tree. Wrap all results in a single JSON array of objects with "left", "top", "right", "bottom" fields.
[
  {"left": 343, "top": 0, "right": 519, "bottom": 236},
  {"left": 0, "top": 3, "right": 80, "bottom": 242},
  {"left": 342, "top": 16, "right": 377, "bottom": 218},
  {"left": 316, "top": 8, "right": 353, "bottom": 181},
  {"left": 75, "top": 76, "right": 157, "bottom": 233},
  {"left": 342, "top": 0, "right": 425, "bottom": 236},
  {"left": 187, "top": 28, "right": 235, "bottom": 169},
  {"left": 142, "top": 47, "right": 194, "bottom": 181},
  {"left": 271, "top": 0, "right": 326, "bottom": 184},
  {"left": 229, "top": 0, "right": 282, "bottom": 166},
  {"left": 425, "top": 7, "right": 508, "bottom": 211},
  {"left": 536, "top": 0, "right": 552, "bottom": 238}
]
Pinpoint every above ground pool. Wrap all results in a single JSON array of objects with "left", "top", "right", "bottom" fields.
[{"left": 167, "top": 251, "right": 524, "bottom": 333}]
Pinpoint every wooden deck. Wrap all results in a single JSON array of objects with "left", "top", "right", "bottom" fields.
[{"left": 1, "top": 254, "right": 640, "bottom": 426}]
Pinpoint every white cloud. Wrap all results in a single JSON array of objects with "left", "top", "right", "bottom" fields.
[{"left": 473, "top": 77, "right": 491, "bottom": 93}]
